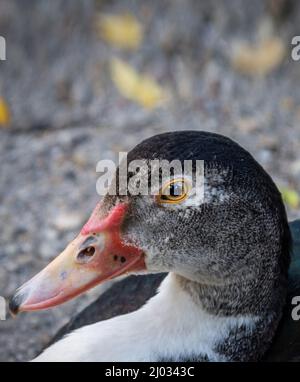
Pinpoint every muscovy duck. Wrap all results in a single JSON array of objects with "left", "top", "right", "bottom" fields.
[{"left": 10, "top": 131, "right": 293, "bottom": 361}]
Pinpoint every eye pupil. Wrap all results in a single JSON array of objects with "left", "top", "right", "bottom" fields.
[
  {"left": 170, "top": 183, "right": 182, "bottom": 196},
  {"left": 158, "top": 179, "right": 189, "bottom": 204}
]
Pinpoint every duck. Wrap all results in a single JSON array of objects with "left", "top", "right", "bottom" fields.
[{"left": 9, "top": 130, "right": 295, "bottom": 362}]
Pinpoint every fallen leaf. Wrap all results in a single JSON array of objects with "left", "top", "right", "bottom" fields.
[
  {"left": 291, "top": 160, "right": 300, "bottom": 176},
  {"left": 0, "top": 97, "right": 10, "bottom": 126},
  {"left": 236, "top": 117, "right": 259, "bottom": 133},
  {"left": 52, "top": 211, "right": 84, "bottom": 231},
  {"left": 231, "top": 37, "right": 285, "bottom": 76},
  {"left": 110, "top": 58, "right": 165, "bottom": 108},
  {"left": 96, "top": 13, "right": 143, "bottom": 50},
  {"left": 280, "top": 187, "right": 300, "bottom": 209},
  {"left": 258, "top": 134, "right": 278, "bottom": 150},
  {"left": 280, "top": 96, "right": 294, "bottom": 111}
]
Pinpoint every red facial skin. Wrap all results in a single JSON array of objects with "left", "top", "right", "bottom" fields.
[{"left": 10, "top": 202, "right": 146, "bottom": 314}]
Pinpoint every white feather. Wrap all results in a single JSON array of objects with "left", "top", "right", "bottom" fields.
[{"left": 33, "top": 273, "right": 258, "bottom": 362}]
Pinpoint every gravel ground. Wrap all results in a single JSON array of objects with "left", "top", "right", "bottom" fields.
[{"left": 1, "top": 0, "right": 300, "bottom": 361}]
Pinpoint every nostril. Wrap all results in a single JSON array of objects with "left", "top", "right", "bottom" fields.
[{"left": 76, "top": 246, "right": 96, "bottom": 264}]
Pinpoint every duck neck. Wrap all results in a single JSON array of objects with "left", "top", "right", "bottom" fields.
[
  {"left": 172, "top": 270, "right": 286, "bottom": 361},
  {"left": 134, "top": 272, "right": 269, "bottom": 361}
]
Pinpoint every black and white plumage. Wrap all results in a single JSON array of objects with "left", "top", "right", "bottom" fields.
[{"left": 10, "top": 131, "right": 292, "bottom": 361}]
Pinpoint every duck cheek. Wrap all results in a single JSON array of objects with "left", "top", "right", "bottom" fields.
[{"left": 142, "top": 251, "right": 169, "bottom": 273}]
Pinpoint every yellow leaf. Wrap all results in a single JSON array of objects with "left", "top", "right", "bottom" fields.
[
  {"left": 97, "top": 13, "right": 143, "bottom": 50},
  {"left": 0, "top": 97, "right": 10, "bottom": 127},
  {"left": 280, "top": 187, "right": 300, "bottom": 209},
  {"left": 110, "top": 58, "right": 165, "bottom": 109},
  {"left": 231, "top": 37, "right": 285, "bottom": 76}
]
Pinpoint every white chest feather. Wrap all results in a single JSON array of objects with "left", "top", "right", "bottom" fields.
[{"left": 33, "top": 274, "right": 257, "bottom": 362}]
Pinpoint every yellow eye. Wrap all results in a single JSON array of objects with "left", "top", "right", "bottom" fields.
[{"left": 157, "top": 178, "right": 189, "bottom": 204}]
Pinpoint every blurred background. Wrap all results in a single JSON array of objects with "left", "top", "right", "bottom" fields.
[{"left": 1, "top": 0, "right": 300, "bottom": 361}]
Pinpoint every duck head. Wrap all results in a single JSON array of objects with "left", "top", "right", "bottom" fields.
[{"left": 10, "top": 131, "right": 291, "bottom": 317}]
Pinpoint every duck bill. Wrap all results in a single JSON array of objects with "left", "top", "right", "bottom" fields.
[{"left": 9, "top": 203, "right": 145, "bottom": 314}]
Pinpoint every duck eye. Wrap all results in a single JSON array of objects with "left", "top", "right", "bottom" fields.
[{"left": 157, "top": 179, "right": 189, "bottom": 204}]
